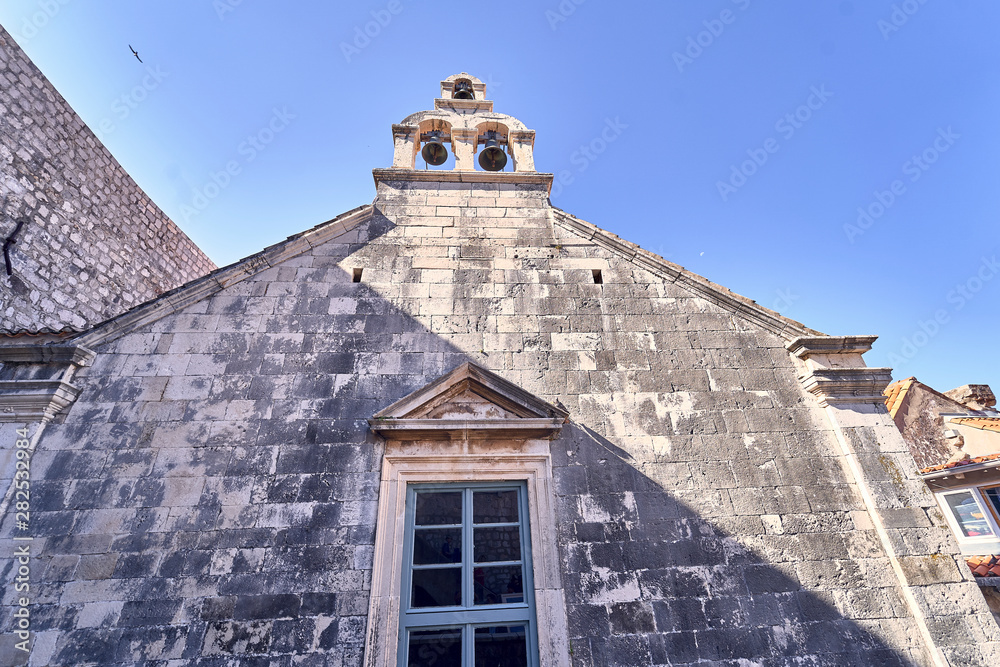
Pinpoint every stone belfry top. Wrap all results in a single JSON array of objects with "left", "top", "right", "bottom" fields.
[{"left": 377, "top": 73, "right": 551, "bottom": 188}]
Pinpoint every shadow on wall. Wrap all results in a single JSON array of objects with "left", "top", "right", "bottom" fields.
[
  {"left": 552, "top": 422, "right": 919, "bottom": 666},
  {"left": 0, "top": 207, "right": 920, "bottom": 666}
]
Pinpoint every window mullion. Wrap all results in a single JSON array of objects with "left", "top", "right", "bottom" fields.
[
  {"left": 464, "top": 487, "right": 473, "bottom": 609},
  {"left": 464, "top": 488, "right": 474, "bottom": 666}
]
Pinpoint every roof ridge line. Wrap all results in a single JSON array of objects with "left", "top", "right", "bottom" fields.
[
  {"left": 69, "top": 204, "right": 374, "bottom": 349},
  {"left": 549, "top": 207, "right": 820, "bottom": 341}
]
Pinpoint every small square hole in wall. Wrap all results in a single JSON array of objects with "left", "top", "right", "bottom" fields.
[
  {"left": 352, "top": 267, "right": 363, "bottom": 283},
  {"left": 592, "top": 269, "right": 603, "bottom": 284}
]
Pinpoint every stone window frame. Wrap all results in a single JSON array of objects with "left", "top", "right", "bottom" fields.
[
  {"left": 399, "top": 480, "right": 538, "bottom": 664},
  {"left": 364, "top": 446, "right": 569, "bottom": 667}
]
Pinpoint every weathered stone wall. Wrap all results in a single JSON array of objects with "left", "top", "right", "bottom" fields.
[
  {"left": 2, "top": 178, "right": 997, "bottom": 665},
  {"left": 893, "top": 384, "right": 969, "bottom": 469},
  {"left": 0, "top": 26, "right": 215, "bottom": 333}
]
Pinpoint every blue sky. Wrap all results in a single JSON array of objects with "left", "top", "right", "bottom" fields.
[{"left": 2, "top": 1, "right": 998, "bottom": 394}]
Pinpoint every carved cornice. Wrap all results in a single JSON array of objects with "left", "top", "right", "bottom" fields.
[
  {"left": 786, "top": 335, "right": 878, "bottom": 359},
  {"left": 0, "top": 380, "right": 82, "bottom": 422},
  {"left": 369, "top": 418, "right": 566, "bottom": 440},
  {"left": 0, "top": 344, "right": 95, "bottom": 422},
  {"left": 0, "top": 344, "right": 95, "bottom": 366},
  {"left": 799, "top": 367, "right": 894, "bottom": 407}
]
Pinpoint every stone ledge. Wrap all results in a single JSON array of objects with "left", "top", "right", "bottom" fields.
[
  {"left": 0, "top": 379, "right": 82, "bottom": 422},
  {"left": 0, "top": 345, "right": 95, "bottom": 366},
  {"left": 372, "top": 168, "right": 554, "bottom": 192},
  {"left": 368, "top": 417, "right": 566, "bottom": 440},
  {"left": 787, "top": 336, "right": 879, "bottom": 359},
  {"left": 799, "top": 367, "right": 894, "bottom": 407}
]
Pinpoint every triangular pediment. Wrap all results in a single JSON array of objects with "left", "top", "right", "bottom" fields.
[{"left": 369, "top": 362, "right": 568, "bottom": 440}]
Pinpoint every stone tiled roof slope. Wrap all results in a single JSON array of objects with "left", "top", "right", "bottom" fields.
[
  {"left": 67, "top": 204, "right": 373, "bottom": 348},
  {"left": 0, "top": 26, "right": 215, "bottom": 333}
]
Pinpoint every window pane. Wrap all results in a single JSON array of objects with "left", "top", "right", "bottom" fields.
[
  {"left": 414, "top": 528, "right": 463, "bottom": 565},
  {"left": 474, "top": 565, "right": 523, "bottom": 605},
  {"left": 984, "top": 487, "right": 1000, "bottom": 518},
  {"left": 475, "top": 626, "right": 528, "bottom": 666},
  {"left": 474, "top": 526, "right": 521, "bottom": 563},
  {"left": 412, "top": 567, "right": 462, "bottom": 608},
  {"left": 416, "top": 491, "right": 462, "bottom": 526},
  {"left": 409, "top": 628, "right": 462, "bottom": 667},
  {"left": 945, "top": 491, "right": 994, "bottom": 537},
  {"left": 474, "top": 490, "right": 519, "bottom": 524}
]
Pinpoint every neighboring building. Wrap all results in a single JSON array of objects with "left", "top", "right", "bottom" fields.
[
  {"left": 0, "top": 26, "right": 215, "bottom": 334},
  {"left": 885, "top": 378, "right": 1000, "bottom": 624},
  {"left": 2, "top": 66, "right": 1000, "bottom": 666}
]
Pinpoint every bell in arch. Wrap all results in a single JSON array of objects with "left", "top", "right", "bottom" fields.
[
  {"left": 453, "top": 81, "right": 474, "bottom": 100},
  {"left": 420, "top": 131, "right": 449, "bottom": 166},
  {"left": 478, "top": 131, "right": 507, "bottom": 171}
]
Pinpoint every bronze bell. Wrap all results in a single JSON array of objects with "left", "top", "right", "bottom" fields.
[
  {"left": 478, "top": 131, "right": 507, "bottom": 171},
  {"left": 453, "top": 81, "right": 474, "bottom": 100},
  {"left": 420, "top": 131, "right": 448, "bottom": 166}
]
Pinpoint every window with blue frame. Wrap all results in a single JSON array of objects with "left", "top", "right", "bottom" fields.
[{"left": 400, "top": 483, "right": 538, "bottom": 666}]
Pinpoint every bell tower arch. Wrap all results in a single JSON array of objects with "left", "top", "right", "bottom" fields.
[{"left": 388, "top": 73, "right": 538, "bottom": 173}]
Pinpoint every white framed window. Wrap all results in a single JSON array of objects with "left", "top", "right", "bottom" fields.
[
  {"left": 399, "top": 483, "right": 537, "bottom": 665},
  {"left": 937, "top": 487, "right": 1000, "bottom": 542}
]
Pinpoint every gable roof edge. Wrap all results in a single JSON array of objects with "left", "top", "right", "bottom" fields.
[
  {"left": 549, "top": 208, "right": 821, "bottom": 341},
  {"left": 69, "top": 204, "right": 374, "bottom": 349}
]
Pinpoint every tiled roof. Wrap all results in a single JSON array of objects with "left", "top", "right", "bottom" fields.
[
  {"left": 0, "top": 326, "right": 79, "bottom": 337},
  {"left": 966, "top": 554, "right": 1000, "bottom": 577},
  {"left": 952, "top": 417, "right": 1000, "bottom": 433},
  {"left": 883, "top": 377, "right": 915, "bottom": 417},
  {"left": 918, "top": 452, "right": 1000, "bottom": 475}
]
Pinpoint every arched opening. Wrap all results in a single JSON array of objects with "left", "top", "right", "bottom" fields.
[
  {"left": 453, "top": 79, "right": 475, "bottom": 100},
  {"left": 417, "top": 119, "right": 455, "bottom": 171},
  {"left": 474, "top": 122, "right": 511, "bottom": 172}
]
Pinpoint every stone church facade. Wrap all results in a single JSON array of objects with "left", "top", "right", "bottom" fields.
[{"left": 2, "top": 63, "right": 1000, "bottom": 666}]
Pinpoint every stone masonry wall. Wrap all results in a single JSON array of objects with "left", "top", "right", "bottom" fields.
[
  {"left": 0, "top": 26, "right": 215, "bottom": 333},
  {"left": 1, "top": 178, "right": 997, "bottom": 665}
]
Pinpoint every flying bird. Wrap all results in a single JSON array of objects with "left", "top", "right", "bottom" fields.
[{"left": 129, "top": 45, "right": 142, "bottom": 63}]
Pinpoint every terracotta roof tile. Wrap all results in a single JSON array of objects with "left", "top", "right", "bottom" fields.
[
  {"left": 918, "top": 451, "right": 1000, "bottom": 475},
  {"left": 952, "top": 417, "right": 1000, "bottom": 433},
  {"left": 0, "top": 325, "right": 79, "bottom": 337},
  {"left": 883, "top": 377, "right": 915, "bottom": 418},
  {"left": 964, "top": 554, "right": 1000, "bottom": 577}
]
